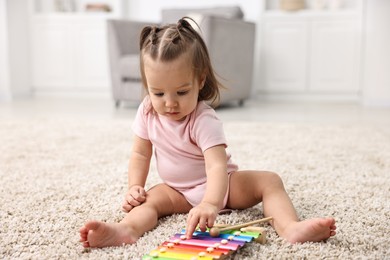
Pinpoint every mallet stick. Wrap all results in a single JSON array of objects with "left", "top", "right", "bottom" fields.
[{"left": 209, "top": 216, "right": 273, "bottom": 237}]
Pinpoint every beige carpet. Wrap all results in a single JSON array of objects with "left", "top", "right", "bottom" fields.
[{"left": 1, "top": 118, "right": 389, "bottom": 259}]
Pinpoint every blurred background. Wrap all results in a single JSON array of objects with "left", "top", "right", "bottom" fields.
[{"left": 1, "top": 0, "right": 389, "bottom": 123}]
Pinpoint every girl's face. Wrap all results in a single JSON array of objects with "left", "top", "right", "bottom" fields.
[{"left": 144, "top": 54, "right": 205, "bottom": 121}]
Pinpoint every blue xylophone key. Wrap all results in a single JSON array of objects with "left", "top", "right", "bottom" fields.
[{"left": 180, "top": 229, "right": 255, "bottom": 242}]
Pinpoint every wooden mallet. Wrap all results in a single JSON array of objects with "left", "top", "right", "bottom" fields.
[{"left": 209, "top": 216, "right": 273, "bottom": 237}]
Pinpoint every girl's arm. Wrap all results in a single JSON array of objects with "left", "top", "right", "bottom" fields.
[
  {"left": 122, "top": 135, "right": 153, "bottom": 212},
  {"left": 185, "top": 144, "right": 228, "bottom": 237},
  {"left": 202, "top": 145, "right": 229, "bottom": 209},
  {"left": 128, "top": 135, "right": 153, "bottom": 188}
]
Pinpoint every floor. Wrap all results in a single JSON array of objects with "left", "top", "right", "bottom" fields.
[{"left": 1, "top": 96, "right": 390, "bottom": 126}]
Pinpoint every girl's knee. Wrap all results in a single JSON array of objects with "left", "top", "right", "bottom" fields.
[
  {"left": 144, "top": 184, "right": 191, "bottom": 216},
  {"left": 264, "top": 171, "right": 285, "bottom": 188}
]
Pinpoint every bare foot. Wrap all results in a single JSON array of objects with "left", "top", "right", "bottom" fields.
[
  {"left": 282, "top": 217, "right": 337, "bottom": 243},
  {"left": 79, "top": 220, "right": 138, "bottom": 248}
]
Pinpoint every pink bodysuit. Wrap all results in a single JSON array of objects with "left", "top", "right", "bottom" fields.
[{"left": 132, "top": 97, "right": 238, "bottom": 207}]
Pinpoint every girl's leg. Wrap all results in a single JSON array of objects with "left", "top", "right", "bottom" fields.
[
  {"left": 226, "top": 171, "right": 336, "bottom": 243},
  {"left": 79, "top": 183, "right": 192, "bottom": 248}
]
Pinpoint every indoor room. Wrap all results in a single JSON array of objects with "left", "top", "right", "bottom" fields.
[{"left": 1, "top": 0, "right": 389, "bottom": 259}]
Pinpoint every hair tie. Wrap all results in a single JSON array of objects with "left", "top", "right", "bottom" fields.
[
  {"left": 177, "top": 18, "right": 184, "bottom": 29},
  {"left": 151, "top": 26, "right": 161, "bottom": 45}
]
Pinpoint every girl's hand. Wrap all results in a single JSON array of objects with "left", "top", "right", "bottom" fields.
[
  {"left": 185, "top": 202, "right": 218, "bottom": 238},
  {"left": 122, "top": 185, "right": 146, "bottom": 213}
]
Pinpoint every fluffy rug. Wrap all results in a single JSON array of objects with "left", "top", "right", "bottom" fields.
[{"left": 1, "top": 118, "right": 389, "bottom": 259}]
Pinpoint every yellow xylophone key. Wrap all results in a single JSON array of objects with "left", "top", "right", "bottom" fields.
[{"left": 148, "top": 249, "right": 214, "bottom": 260}]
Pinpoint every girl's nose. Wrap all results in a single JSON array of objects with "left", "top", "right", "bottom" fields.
[{"left": 165, "top": 96, "right": 178, "bottom": 108}]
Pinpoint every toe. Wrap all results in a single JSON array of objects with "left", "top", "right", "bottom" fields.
[{"left": 83, "top": 241, "right": 90, "bottom": 248}]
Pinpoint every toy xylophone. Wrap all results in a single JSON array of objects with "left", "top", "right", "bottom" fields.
[{"left": 143, "top": 217, "right": 272, "bottom": 260}]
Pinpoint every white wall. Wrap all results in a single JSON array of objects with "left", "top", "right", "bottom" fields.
[
  {"left": 0, "top": 0, "right": 11, "bottom": 101},
  {"left": 7, "top": 0, "right": 31, "bottom": 97},
  {"left": 0, "top": 0, "right": 31, "bottom": 101},
  {"left": 362, "top": 0, "right": 390, "bottom": 106},
  {"left": 127, "top": 0, "right": 261, "bottom": 22}
]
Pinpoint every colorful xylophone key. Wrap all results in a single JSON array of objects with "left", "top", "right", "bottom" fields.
[
  {"left": 143, "top": 227, "right": 265, "bottom": 259},
  {"left": 181, "top": 229, "right": 260, "bottom": 243}
]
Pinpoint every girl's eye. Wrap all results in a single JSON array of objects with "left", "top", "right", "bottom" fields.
[
  {"left": 154, "top": 93, "right": 164, "bottom": 97},
  {"left": 177, "top": 91, "right": 189, "bottom": 96}
]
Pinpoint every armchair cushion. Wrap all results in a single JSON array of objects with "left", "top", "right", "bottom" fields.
[
  {"left": 161, "top": 6, "right": 244, "bottom": 23},
  {"left": 120, "top": 55, "right": 140, "bottom": 80}
]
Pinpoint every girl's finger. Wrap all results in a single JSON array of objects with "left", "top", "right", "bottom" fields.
[
  {"left": 185, "top": 214, "right": 198, "bottom": 238},
  {"left": 130, "top": 189, "right": 146, "bottom": 202},
  {"left": 207, "top": 215, "right": 216, "bottom": 228},
  {"left": 122, "top": 204, "right": 133, "bottom": 213},
  {"left": 198, "top": 217, "right": 207, "bottom": 232},
  {"left": 129, "top": 197, "right": 142, "bottom": 207}
]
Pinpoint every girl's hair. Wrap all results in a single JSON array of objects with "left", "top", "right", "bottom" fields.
[{"left": 139, "top": 17, "right": 222, "bottom": 107}]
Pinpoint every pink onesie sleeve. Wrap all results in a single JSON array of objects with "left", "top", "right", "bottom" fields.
[{"left": 191, "top": 104, "right": 227, "bottom": 152}]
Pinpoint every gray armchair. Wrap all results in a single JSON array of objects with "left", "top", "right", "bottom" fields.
[
  {"left": 107, "top": 20, "right": 157, "bottom": 107},
  {"left": 107, "top": 6, "right": 256, "bottom": 107}
]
